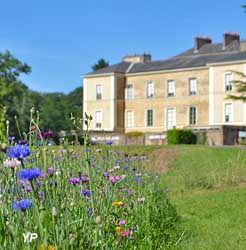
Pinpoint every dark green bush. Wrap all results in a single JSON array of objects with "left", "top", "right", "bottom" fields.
[{"left": 167, "top": 129, "right": 194, "bottom": 144}]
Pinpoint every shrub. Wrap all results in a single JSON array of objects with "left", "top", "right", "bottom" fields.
[
  {"left": 167, "top": 129, "right": 194, "bottom": 144},
  {"left": 127, "top": 131, "right": 144, "bottom": 138}
]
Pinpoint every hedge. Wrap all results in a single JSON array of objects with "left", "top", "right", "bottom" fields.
[{"left": 167, "top": 129, "right": 194, "bottom": 144}]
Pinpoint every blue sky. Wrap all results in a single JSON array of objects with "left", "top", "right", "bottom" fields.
[{"left": 0, "top": 0, "right": 245, "bottom": 93}]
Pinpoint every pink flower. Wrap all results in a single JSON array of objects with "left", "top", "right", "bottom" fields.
[
  {"left": 119, "top": 220, "right": 126, "bottom": 225},
  {"left": 138, "top": 197, "right": 145, "bottom": 203},
  {"left": 4, "top": 158, "right": 21, "bottom": 168},
  {"left": 121, "top": 230, "right": 131, "bottom": 237}
]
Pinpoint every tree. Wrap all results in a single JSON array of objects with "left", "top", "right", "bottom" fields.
[
  {"left": 0, "top": 50, "right": 31, "bottom": 137},
  {"left": 92, "top": 58, "right": 109, "bottom": 71}
]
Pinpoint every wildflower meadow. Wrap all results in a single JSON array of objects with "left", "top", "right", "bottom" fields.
[{"left": 0, "top": 112, "right": 181, "bottom": 249}]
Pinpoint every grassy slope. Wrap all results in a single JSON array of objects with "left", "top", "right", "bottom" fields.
[
  {"left": 161, "top": 145, "right": 246, "bottom": 250},
  {"left": 117, "top": 145, "right": 246, "bottom": 250}
]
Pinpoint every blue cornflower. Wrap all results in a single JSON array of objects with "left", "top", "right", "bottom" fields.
[
  {"left": 134, "top": 177, "right": 140, "bottom": 183},
  {"left": 12, "top": 199, "right": 32, "bottom": 212},
  {"left": 123, "top": 166, "right": 129, "bottom": 171},
  {"left": 81, "top": 189, "right": 91, "bottom": 197},
  {"left": 19, "top": 168, "right": 41, "bottom": 180},
  {"left": 6, "top": 145, "right": 30, "bottom": 160},
  {"left": 12, "top": 201, "right": 19, "bottom": 212},
  {"left": 106, "top": 141, "right": 113, "bottom": 145}
]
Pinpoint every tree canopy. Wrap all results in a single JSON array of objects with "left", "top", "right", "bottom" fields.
[
  {"left": 0, "top": 50, "right": 83, "bottom": 142},
  {"left": 92, "top": 58, "right": 109, "bottom": 71}
]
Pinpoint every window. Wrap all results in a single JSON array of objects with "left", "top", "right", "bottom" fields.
[
  {"left": 167, "top": 108, "right": 176, "bottom": 130},
  {"left": 146, "top": 81, "right": 154, "bottom": 98},
  {"left": 224, "top": 103, "right": 232, "bottom": 122},
  {"left": 125, "top": 110, "right": 134, "bottom": 128},
  {"left": 225, "top": 73, "right": 233, "bottom": 91},
  {"left": 146, "top": 109, "right": 153, "bottom": 127},
  {"left": 189, "top": 106, "right": 197, "bottom": 125},
  {"left": 189, "top": 78, "right": 197, "bottom": 95},
  {"left": 126, "top": 84, "right": 133, "bottom": 100},
  {"left": 167, "top": 80, "right": 175, "bottom": 97},
  {"left": 96, "top": 84, "right": 102, "bottom": 100},
  {"left": 95, "top": 111, "right": 102, "bottom": 128}
]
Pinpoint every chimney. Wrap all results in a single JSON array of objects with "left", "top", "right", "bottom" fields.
[
  {"left": 122, "top": 53, "right": 152, "bottom": 63},
  {"left": 223, "top": 32, "right": 240, "bottom": 49},
  {"left": 194, "top": 36, "right": 212, "bottom": 52}
]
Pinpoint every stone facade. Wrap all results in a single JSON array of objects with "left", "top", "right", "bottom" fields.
[{"left": 83, "top": 33, "right": 246, "bottom": 145}]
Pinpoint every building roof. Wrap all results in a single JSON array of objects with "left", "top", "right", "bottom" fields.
[
  {"left": 85, "top": 41, "right": 246, "bottom": 76},
  {"left": 85, "top": 61, "right": 131, "bottom": 76}
]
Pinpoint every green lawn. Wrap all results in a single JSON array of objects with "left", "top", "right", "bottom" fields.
[
  {"left": 118, "top": 145, "right": 246, "bottom": 250},
  {"left": 159, "top": 145, "right": 246, "bottom": 250}
]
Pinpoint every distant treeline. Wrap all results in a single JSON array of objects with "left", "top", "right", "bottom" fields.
[{"left": 0, "top": 50, "right": 83, "bottom": 140}]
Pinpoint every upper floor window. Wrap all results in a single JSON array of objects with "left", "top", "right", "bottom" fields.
[
  {"left": 167, "top": 107, "right": 176, "bottom": 130},
  {"left": 96, "top": 84, "right": 102, "bottom": 100},
  {"left": 146, "top": 81, "right": 154, "bottom": 98},
  {"left": 125, "top": 110, "right": 134, "bottom": 128},
  {"left": 189, "top": 106, "right": 197, "bottom": 125},
  {"left": 225, "top": 73, "right": 233, "bottom": 92},
  {"left": 224, "top": 103, "right": 232, "bottom": 122},
  {"left": 189, "top": 78, "right": 197, "bottom": 95},
  {"left": 95, "top": 111, "right": 102, "bottom": 128},
  {"left": 146, "top": 109, "right": 153, "bottom": 127},
  {"left": 126, "top": 84, "right": 133, "bottom": 100},
  {"left": 167, "top": 80, "right": 175, "bottom": 97}
]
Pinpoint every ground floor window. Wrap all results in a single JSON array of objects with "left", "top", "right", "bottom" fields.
[
  {"left": 224, "top": 103, "right": 232, "bottom": 122},
  {"left": 95, "top": 111, "right": 102, "bottom": 128},
  {"left": 125, "top": 110, "right": 134, "bottom": 128},
  {"left": 146, "top": 109, "right": 153, "bottom": 127},
  {"left": 189, "top": 106, "right": 197, "bottom": 125},
  {"left": 167, "top": 107, "right": 176, "bottom": 130}
]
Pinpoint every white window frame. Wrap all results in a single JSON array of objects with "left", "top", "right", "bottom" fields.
[
  {"left": 146, "top": 81, "right": 154, "bottom": 98},
  {"left": 96, "top": 84, "right": 102, "bottom": 100},
  {"left": 189, "top": 78, "right": 197, "bottom": 96},
  {"left": 224, "top": 103, "right": 233, "bottom": 122},
  {"left": 189, "top": 106, "right": 197, "bottom": 125},
  {"left": 125, "top": 110, "right": 134, "bottom": 128},
  {"left": 166, "top": 107, "right": 176, "bottom": 130},
  {"left": 167, "top": 80, "right": 175, "bottom": 97},
  {"left": 95, "top": 110, "right": 103, "bottom": 129},
  {"left": 146, "top": 109, "right": 153, "bottom": 127},
  {"left": 126, "top": 84, "right": 134, "bottom": 100},
  {"left": 225, "top": 73, "right": 233, "bottom": 92}
]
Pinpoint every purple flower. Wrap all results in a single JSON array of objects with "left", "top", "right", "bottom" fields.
[
  {"left": 81, "top": 175, "right": 89, "bottom": 183},
  {"left": 69, "top": 178, "right": 80, "bottom": 185},
  {"left": 12, "top": 199, "right": 32, "bottom": 212},
  {"left": 48, "top": 167, "right": 56, "bottom": 175},
  {"left": 106, "top": 141, "right": 113, "bottom": 145},
  {"left": 19, "top": 168, "right": 41, "bottom": 180},
  {"left": 81, "top": 189, "right": 91, "bottom": 197},
  {"left": 103, "top": 172, "right": 109, "bottom": 177},
  {"left": 134, "top": 177, "right": 140, "bottom": 183},
  {"left": 37, "top": 131, "right": 53, "bottom": 140},
  {"left": 18, "top": 140, "right": 28, "bottom": 145},
  {"left": 6, "top": 145, "right": 30, "bottom": 160}
]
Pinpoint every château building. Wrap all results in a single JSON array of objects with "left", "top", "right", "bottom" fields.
[{"left": 83, "top": 32, "right": 246, "bottom": 145}]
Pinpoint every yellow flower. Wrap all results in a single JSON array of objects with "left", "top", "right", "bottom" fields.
[
  {"left": 113, "top": 201, "right": 123, "bottom": 207},
  {"left": 48, "top": 245, "right": 55, "bottom": 250},
  {"left": 38, "top": 244, "right": 44, "bottom": 250},
  {"left": 115, "top": 226, "right": 121, "bottom": 235}
]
